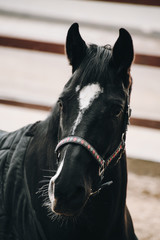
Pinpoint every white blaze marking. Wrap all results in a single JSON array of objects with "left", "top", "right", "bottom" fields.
[
  {"left": 48, "top": 152, "right": 65, "bottom": 203},
  {"left": 79, "top": 84, "right": 102, "bottom": 109},
  {"left": 72, "top": 83, "right": 103, "bottom": 134}
]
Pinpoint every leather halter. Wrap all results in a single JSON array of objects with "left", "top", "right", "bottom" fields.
[
  {"left": 55, "top": 135, "right": 125, "bottom": 177},
  {"left": 55, "top": 92, "right": 131, "bottom": 195}
]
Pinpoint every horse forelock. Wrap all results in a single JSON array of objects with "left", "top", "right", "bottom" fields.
[
  {"left": 77, "top": 45, "right": 112, "bottom": 87},
  {"left": 62, "top": 44, "right": 112, "bottom": 97}
]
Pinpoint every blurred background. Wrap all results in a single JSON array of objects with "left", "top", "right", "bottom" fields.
[{"left": 0, "top": 0, "right": 160, "bottom": 239}]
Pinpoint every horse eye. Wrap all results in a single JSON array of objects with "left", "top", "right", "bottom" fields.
[
  {"left": 58, "top": 100, "right": 63, "bottom": 110},
  {"left": 111, "top": 106, "right": 122, "bottom": 117}
]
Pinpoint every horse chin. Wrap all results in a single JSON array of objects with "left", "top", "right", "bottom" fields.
[
  {"left": 53, "top": 210, "right": 80, "bottom": 218},
  {"left": 50, "top": 198, "right": 87, "bottom": 218}
]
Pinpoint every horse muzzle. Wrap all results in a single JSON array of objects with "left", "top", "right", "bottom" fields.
[{"left": 48, "top": 177, "right": 90, "bottom": 217}]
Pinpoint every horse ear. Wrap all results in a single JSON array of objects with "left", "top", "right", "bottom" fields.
[
  {"left": 112, "top": 28, "right": 134, "bottom": 71},
  {"left": 66, "top": 23, "right": 87, "bottom": 72}
]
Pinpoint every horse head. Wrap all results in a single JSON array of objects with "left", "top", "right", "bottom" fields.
[{"left": 48, "top": 23, "right": 134, "bottom": 217}]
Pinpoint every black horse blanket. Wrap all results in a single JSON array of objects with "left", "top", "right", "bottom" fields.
[{"left": 0, "top": 124, "right": 47, "bottom": 240}]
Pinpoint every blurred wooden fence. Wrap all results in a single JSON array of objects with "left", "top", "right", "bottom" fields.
[
  {"left": 0, "top": 27, "right": 160, "bottom": 130},
  {"left": 0, "top": 36, "right": 160, "bottom": 67},
  {"left": 91, "top": 0, "right": 160, "bottom": 6}
]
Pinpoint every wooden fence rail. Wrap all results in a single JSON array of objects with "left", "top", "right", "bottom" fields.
[
  {"left": 0, "top": 36, "right": 160, "bottom": 67},
  {"left": 0, "top": 95, "right": 160, "bottom": 131},
  {"left": 0, "top": 36, "right": 65, "bottom": 55}
]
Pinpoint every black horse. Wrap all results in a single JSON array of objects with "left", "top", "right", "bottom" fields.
[{"left": 0, "top": 23, "right": 138, "bottom": 240}]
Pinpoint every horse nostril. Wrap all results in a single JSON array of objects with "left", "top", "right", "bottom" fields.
[
  {"left": 55, "top": 185, "right": 86, "bottom": 203},
  {"left": 51, "top": 184, "right": 89, "bottom": 215},
  {"left": 70, "top": 186, "right": 86, "bottom": 202}
]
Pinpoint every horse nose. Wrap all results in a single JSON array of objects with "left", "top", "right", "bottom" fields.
[
  {"left": 49, "top": 179, "right": 87, "bottom": 215},
  {"left": 56, "top": 185, "right": 86, "bottom": 214}
]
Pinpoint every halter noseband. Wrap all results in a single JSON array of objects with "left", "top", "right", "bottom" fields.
[
  {"left": 55, "top": 135, "right": 125, "bottom": 177},
  {"left": 55, "top": 92, "right": 131, "bottom": 196}
]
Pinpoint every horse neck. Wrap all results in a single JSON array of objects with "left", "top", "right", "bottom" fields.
[
  {"left": 98, "top": 152, "right": 128, "bottom": 237},
  {"left": 34, "top": 114, "right": 59, "bottom": 169},
  {"left": 25, "top": 113, "right": 59, "bottom": 196},
  {"left": 105, "top": 152, "right": 128, "bottom": 210}
]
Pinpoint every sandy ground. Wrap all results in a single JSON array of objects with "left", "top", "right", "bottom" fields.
[{"left": 127, "top": 159, "right": 160, "bottom": 240}]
